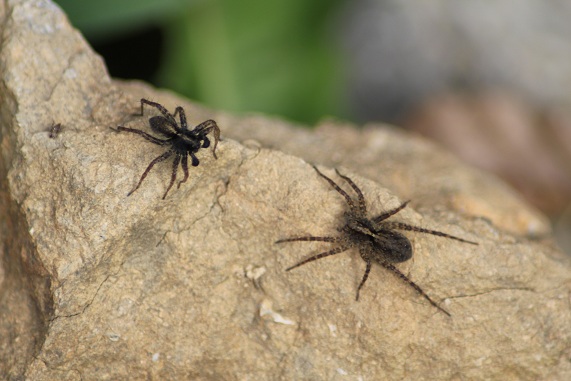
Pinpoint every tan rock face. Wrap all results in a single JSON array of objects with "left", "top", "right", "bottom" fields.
[{"left": 1, "top": 1, "right": 570, "bottom": 380}]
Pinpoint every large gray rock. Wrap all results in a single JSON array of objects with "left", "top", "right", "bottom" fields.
[{"left": 1, "top": 1, "right": 569, "bottom": 380}]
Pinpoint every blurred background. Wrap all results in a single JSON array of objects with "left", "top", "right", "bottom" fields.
[{"left": 55, "top": 0, "right": 571, "bottom": 253}]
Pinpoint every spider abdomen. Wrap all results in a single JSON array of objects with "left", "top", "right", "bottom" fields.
[
  {"left": 149, "top": 116, "right": 176, "bottom": 138},
  {"left": 372, "top": 229, "right": 412, "bottom": 263}
]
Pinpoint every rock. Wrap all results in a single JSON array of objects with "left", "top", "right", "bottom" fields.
[
  {"left": 135, "top": 82, "right": 551, "bottom": 238},
  {"left": 1, "top": 1, "right": 570, "bottom": 380}
]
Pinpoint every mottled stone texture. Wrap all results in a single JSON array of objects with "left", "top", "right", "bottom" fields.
[{"left": 1, "top": 1, "right": 570, "bottom": 380}]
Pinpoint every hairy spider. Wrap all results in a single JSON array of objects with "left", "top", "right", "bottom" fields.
[
  {"left": 276, "top": 166, "right": 478, "bottom": 316},
  {"left": 116, "top": 99, "right": 220, "bottom": 199}
]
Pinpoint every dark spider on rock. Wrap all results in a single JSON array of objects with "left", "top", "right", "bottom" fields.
[
  {"left": 276, "top": 166, "right": 478, "bottom": 316},
  {"left": 116, "top": 98, "right": 220, "bottom": 199}
]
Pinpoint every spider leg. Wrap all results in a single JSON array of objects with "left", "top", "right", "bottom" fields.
[
  {"left": 172, "top": 106, "right": 187, "bottom": 132},
  {"left": 276, "top": 236, "right": 340, "bottom": 244},
  {"left": 383, "top": 222, "right": 478, "bottom": 245},
  {"left": 134, "top": 100, "right": 146, "bottom": 116},
  {"left": 136, "top": 99, "right": 182, "bottom": 134},
  {"left": 177, "top": 154, "right": 189, "bottom": 189},
  {"left": 162, "top": 154, "right": 181, "bottom": 199},
  {"left": 313, "top": 166, "right": 357, "bottom": 214},
  {"left": 209, "top": 121, "right": 220, "bottom": 159},
  {"left": 335, "top": 169, "right": 367, "bottom": 215},
  {"left": 127, "top": 150, "right": 173, "bottom": 196},
  {"left": 372, "top": 201, "right": 410, "bottom": 224},
  {"left": 356, "top": 261, "right": 372, "bottom": 301},
  {"left": 285, "top": 245, "right": 350, "bottom": 272},
  {"left": 138, "top": 98, "right": 176, "bottom": 122},
  {"left": 194, "top": 119, "right": 220, "bottom": 159},
  {"left": 381, "top": 262, "right": 451, "bottom": 316},
  {"left": 116, "top": 126, "right": 168, "bottom": 146}
]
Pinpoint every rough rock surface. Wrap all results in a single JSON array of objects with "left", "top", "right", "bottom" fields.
[{"left": 1, "top": 1, "right": 570, "bottom": 380}]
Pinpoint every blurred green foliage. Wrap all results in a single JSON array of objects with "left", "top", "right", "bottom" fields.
[
  {"left": 57, "top": 0, "right": 346, "bottom": 124},
  {"left": 56, "top": 0, "right": 190, "bottom": 39}
]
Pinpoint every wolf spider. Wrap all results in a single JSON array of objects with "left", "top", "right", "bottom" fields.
[
  {"left": 276, "top": 166, "right": 478, "bottom": 316},
  {"left": 116, "top": 99, "right": 220, "bottom": 199}
]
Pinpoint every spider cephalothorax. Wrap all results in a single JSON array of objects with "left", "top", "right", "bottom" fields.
[
  {"left": 276, "top": 166, "right": 478, "bottom": 316},
  {"left": 116, "top": 99, "right": 220, "bottom": 199}
]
